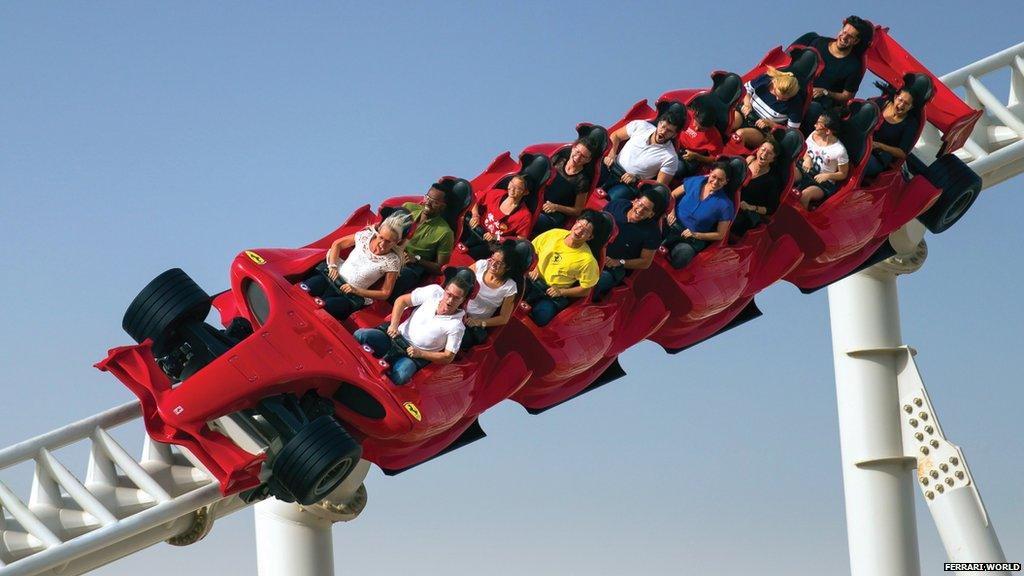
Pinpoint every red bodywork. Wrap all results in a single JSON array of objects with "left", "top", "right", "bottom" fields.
[{"left": 98, "top": 28, "right": 979, "bottom": 495}]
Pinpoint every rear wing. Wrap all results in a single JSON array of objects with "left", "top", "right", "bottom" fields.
[{"left": 865, "top": 26, "right": 982, "bottom": 158}]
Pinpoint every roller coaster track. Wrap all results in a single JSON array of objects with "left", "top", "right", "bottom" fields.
[{"left": 2, "top": 41, "right": 1023, "bottom": 576}]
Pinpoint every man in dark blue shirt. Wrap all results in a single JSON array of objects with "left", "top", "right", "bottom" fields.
[{"left": 593, "top": 183, "right": 667, "bottom": 301}]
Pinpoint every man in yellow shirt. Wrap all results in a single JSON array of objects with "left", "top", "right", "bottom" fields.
[{"left": 525, "top": 209, "right": 603, "bottom": 326}]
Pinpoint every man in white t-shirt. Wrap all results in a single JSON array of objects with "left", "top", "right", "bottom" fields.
[
  {"left": 602, "top": 105, "right": 686, "bottom": 202},
  {"left": 353, "top": 271, "right": 474, "bottom": 385}
]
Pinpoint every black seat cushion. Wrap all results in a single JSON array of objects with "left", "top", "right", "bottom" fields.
[
  {"left": 586, "top": 210, "right": 616, "bottom": 258},
  {"left": 902, "top": 73, "right": 935, "bottom": 110},
  {"left": 440, "top": 178, "right": 473, "bottom": 233},
  {"left": 839, "top": 100, "right": 881, "bottom": 167},
  {"left": 782, "top": 47, "right": 820, "bottom": 92},
  {"left": 721, "top": 156, "right": 750, "bottom": 208},
  {"left": 775, "top": 127, "right": 805, "bottom": 164},
  {"left": 577, "top": 123, "right": 610, "bottom": 157},
  {"left": 711, "top": 71, "right": 743, "bottom": 108}
]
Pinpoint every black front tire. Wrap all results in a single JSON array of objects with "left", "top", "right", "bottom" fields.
[
  {"left": 123, "top": 268, "right": 212, "bottom": 357},
  {"left": 271, "top": 416, "right": 362, "bottom": 505},
  {"left": 918, "top": 154, "right": 982, "bottom": 234}
]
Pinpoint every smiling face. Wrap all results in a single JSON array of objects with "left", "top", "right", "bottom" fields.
[
  {"left": 627, "top": 195, "right": 656, "bottom": 223},
  {"left": 507, "top": 176, "right": 529, "bottom": 202},
  {"left": 836, "top": 23, "right": 861, "bottom": 50},
  {"left": 487, "top": 250, "right": 507, "bottom": 279},
  {"left": 422, "top": 187, "right": 447, "bottom": 217},
  {"left": 569, "top": 142, "right": 593, "bottom": 166},
  {"left": 706, "top": 168, "right": 728, "bottom": 192},
  {"left": 654, "top": 119, "right": 680, "bottom": 144},
  {"left": 437, "top": 283, "right": 467, "bottom": 315}
]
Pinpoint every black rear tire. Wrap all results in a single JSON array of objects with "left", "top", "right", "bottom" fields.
[
  {"left": 918, "top": 154, "right": 982, "bottom": 233},
  {"left": 123, "top": 268, "right": 212, "bottom": 357},
  {"left": 271, "top": 416, "right": 362, "bottom": 505}
]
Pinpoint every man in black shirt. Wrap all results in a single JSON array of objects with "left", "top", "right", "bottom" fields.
[
  {"left": 791, "top": 15, "right": 874, "bottom": 130},
  {"left": 593, "top": 183, "right": 668, "bottom": 301}
]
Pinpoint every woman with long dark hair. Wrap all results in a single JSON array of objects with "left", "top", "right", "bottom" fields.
[{"left": 460, "top": 239, "right": 530, "bottom": 350}]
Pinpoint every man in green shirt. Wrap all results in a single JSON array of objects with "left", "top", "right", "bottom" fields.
[{"left": 391, "top": 181, "right": 455, "bottom": 299}]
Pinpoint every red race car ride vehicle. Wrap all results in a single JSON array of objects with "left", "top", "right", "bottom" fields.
[{"left": 98, "top": 23, "right": 982, "bottom": 506}]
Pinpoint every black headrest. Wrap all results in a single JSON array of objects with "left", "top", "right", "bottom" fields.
[
  {"left": 773, "top": 127, "right": 805, "bottom": 164},
  {"left": 720, "top": 156, "right": 749, "bottom": 200},
  {"left": 518, "top": 153, "right": 551, "bottom": 193},
  {"left": 710, "top": 71, "right": 744, "bottom": 108},
  {"left": 902, "top": 73, "right": 935, "bottom": 110},
  {"left": 439, "top": 177, "right": 473, "bottom": 231},
  {"left": 688, "top": 93, "right": 719, "bottom": 123},
  {"left": 839, "top": 100, "right": 881, "bottom": 167},
  {"left": 782, "top": 47, "right": 820, "bottom": 89},
  {"left": 577, "top": 209, "right": 615, "bottom": 257},
  {"left": 576, "top": 123, "right": 610, "bottom": 157},
  {"left": 654, "top": 100, "right": 689, "bottom": 131},
  {"left": 509, "top": 238, "right": 536, "bottom": 272},
  {"left": 636, "top": 182, "right": 670, "bottom": 217}
]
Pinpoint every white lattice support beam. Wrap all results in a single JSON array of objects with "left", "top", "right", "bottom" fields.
[{"left": 0, "top": 403, "right": 251, "bottom": 576}]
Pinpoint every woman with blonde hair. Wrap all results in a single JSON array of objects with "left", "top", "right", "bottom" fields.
[
  {"left": 734, "top": 66, "right": 803, "bottom": 148},
  {"left": 299, "top": 210, "right": 411, "bottom": 320}
]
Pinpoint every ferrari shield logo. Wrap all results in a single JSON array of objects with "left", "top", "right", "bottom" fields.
[
  {"left": 403, "top": 402, "right": 422, "bottom": 422},
  {"left": 245, "top": 250, "right": 266, "bottom": 265}
]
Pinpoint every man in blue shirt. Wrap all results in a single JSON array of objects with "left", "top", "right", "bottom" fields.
[
  {"left": 663, "top": 162, "right": 735, "bottom": 269},
  {"left": 593, "top": 183, "right": 668, "bottom": 301}
]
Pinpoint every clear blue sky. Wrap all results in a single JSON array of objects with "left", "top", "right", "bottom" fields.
[{"left": 1, "top": 2, "right": 1020, "bottom": 575}]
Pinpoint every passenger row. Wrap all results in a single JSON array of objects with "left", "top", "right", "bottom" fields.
[{"left": 296, "top": 15, "right": 933, "bottom": 386}]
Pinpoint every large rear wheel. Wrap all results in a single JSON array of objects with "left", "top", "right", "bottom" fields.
[
  {"left": 917, "top": 154, "right": 982, "bottom": 233},
  {"left": 271, "top": 415, "right": 362, "bottom": 505},
  {"left": 122, "top": 268, "right": 212, "bottom": 357}
]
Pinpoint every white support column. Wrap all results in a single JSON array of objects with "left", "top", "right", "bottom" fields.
[
  {"left": 253, "top": 460, "right": 370, "bottom": 576},
  {"left": 828, "top": 269, "right": 921, "bottom": 576},
  {"left": 255, "top": 498, "right": 335, "bottom": 576}
]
